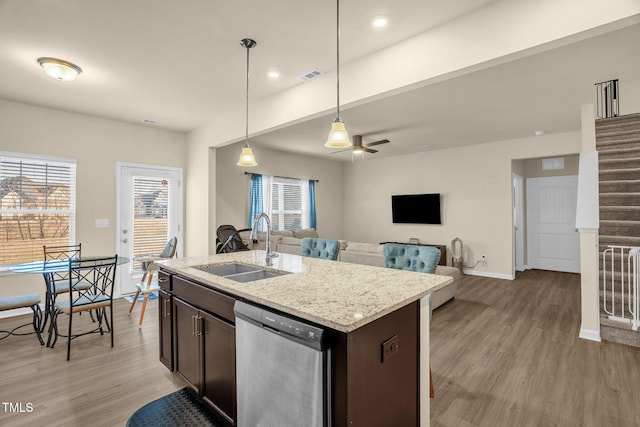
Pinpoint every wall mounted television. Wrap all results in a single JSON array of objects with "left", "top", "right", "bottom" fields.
[{"left": 391, "top": 193, "right": 441, "bottom": 224}]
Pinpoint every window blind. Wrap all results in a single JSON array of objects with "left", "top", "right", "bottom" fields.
[
  {"left": 0, "top": 154, "right": 76, "bottom": 265},
  {"left": 132, "top": 176, "right": 169, "bottom": 270},
  {"left": 270, "top": 177, "right": 308, "bottom": 231}
]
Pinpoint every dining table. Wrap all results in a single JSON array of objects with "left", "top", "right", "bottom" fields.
[{"left": 9, "top": 256, "right": 130, "bottom": 342}]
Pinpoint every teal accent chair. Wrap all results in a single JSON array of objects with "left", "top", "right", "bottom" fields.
[
  {"left": 383, "top": 244, "right": 441, "bottom": 274},
  {"left": 301, "top": 238, "right": 340, "bottom": 260}
]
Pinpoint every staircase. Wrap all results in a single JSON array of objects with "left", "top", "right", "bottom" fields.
[{"left": 596, "top": 113, "right": 640, "bottom": 346}]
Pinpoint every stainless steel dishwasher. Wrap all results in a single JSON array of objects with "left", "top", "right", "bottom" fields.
[{"left": 234, "top": 300, "right": 331, "bottom": 427}]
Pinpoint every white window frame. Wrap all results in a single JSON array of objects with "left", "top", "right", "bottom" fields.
[
  {"left": 0, "top": 151, "right": 76, "bottom": 267},
  {"left": 268, "top": 176, "right": 309, "bottom": 231}
]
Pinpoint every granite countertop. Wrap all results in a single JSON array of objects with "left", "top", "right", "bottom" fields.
[{"left": 157, "top": 250, "right": 453, "bottom": 333}]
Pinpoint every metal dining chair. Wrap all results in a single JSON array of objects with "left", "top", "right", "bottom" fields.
[
  {"left": 42, "top": 244, "right": 92, "bottom": 331},
  {"left": 47, "top": 255, "right": 118, "bottom": 360},
  {"left": 0, "top": 294, "right": 44, "bottom": 345}
]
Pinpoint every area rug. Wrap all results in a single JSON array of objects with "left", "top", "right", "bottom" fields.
[
  {"left": 127, "top": 388, "right": 223, "bottom": 427},
  {"left": 123, "top": 292, "right": 158, "bottom": 304}
]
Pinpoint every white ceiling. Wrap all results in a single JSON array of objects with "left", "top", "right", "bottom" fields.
[{"left": 0, "top": 1, "right": 638, "bottom": 161}]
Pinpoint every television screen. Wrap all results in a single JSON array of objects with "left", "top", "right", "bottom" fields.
[{"left": 391, "top": 193, "right": 441, "bottom": 224}]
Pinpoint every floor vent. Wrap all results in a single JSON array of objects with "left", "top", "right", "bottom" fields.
[{"left": 297, "top": 69, "right": 325, "bottom": 82}]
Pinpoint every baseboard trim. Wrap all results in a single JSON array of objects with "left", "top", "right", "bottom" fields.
[
  {"left": 463, "top": 270, "right": 514, "bottom": 280},
  {"left": 579, "top": 328, "right": 601, "bottom": 342},
  {"left": 0, "top": 305, "right": 42, "bottom": 319}
]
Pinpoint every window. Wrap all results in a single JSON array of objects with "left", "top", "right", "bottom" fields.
[
  {"left": 270, "top": 177, "right": 309, "bottom": 231},
  {"left": 132, "top": 176, "right": 170, "bottom": 270},
  {"left": 0, "top": 153, "right": 76, "bottom": 265},
  {"left": 248, "top": 174, "right": 316, "bottom": 232}
]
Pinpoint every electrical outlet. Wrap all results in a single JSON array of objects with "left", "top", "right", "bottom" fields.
[{"left": 381, "top": 335, "right": 399, "bottom": 363}]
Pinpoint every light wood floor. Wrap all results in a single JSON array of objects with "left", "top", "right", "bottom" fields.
[
  {"left": 1, "top": 270, "right": 639, "bottom": 426},
  {"left": 0, "top": 298, "right": 183, "bottom": 427},
  {"left": 431, "top": 269, "right": 640, "bottom": 427}
]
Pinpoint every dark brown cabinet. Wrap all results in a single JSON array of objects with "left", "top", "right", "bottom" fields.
[
  {"left": 158, "top": 289, "right": 173, "bottom": 370},
  {"left": 200, "top": 309, "right": 236, "bottom": 423},
  {"left": 158, "top": 271, "right": 173, "bottom": 371},
  {"left": 171, "top": 275, "right": 237, "bottom": 425},
  {"left": 160, "top": 267, "right": 421, "bottom": 427}
]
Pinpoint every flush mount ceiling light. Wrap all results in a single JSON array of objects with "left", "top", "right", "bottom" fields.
[
  {"left": 237, "top": 38, "right": 258, "bottom": 167},
  {"left": 325, "top": 0, "right": 351, "bottom": 149},
  {"left": 37, "top": 57, "right": 82, "bottom": 81}
]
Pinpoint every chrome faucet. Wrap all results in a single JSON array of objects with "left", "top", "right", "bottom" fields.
[{"left": 250, "top": 213, "right": 278, "bottom": 265}]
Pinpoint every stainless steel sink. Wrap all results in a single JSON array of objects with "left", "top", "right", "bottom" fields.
[
  {"left": 225, "top": 269, "right": 288, "bottom": 283},
  {"left": 193, "top": 262, "right": 290, "bottom": 282},
  {"left": 194, "top": 263, "right": 258, "bottom": 276}
]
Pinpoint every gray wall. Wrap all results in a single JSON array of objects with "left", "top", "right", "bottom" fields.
[{"left": 215, "top": 142, "right": 344, "bottom": 239}]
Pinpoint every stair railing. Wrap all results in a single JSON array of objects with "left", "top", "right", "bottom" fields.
[
  {"left": 631, "top": 248, "right": 639, "bottom": 331},
  {"left": 602, "top": 245, "right": 639, "bottom": 328},
  {"left": 595, "top": 79, "right": 619, "bottom": 119}
]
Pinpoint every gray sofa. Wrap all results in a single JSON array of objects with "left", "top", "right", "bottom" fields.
[{"left": 239, "top": 229, "right": 460, "bottom": 309}]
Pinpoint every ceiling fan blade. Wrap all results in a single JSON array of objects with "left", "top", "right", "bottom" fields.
[
  {"left": 362, "top": 147, "right": 378, "bottom": 154},
  {"left": 330, "top": 148, "right": 352, "bottom": 154},
  {"left": 364, "top": 139, "right": 390, "bottom": 148}
]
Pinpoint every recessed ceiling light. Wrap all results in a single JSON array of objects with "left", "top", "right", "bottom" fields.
[
  {"left": 535, "top": 130, "right": 545, "bottom": 136},
  {"left": 37, "top": 57, "right": 82, "bottom": 81},
  {"left": 267, "top": 71, "right": 280, "bottom": 79},
  {"left": 371, "top": 15, "right": 389, "bottom": 28}
]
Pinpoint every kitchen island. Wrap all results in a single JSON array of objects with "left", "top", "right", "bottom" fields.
[{"left": 156, "top": 250, "right": 452, "bottom": 427}]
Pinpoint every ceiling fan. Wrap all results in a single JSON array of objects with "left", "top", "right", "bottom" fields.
[{"left": 331, "top": 135, "right": 390, "bottom": 154}]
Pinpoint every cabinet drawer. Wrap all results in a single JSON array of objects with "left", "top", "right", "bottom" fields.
[
  {"left": 158, "top": 270, "right": 172, "bottom": 291},
  {"left": 173, "top": 275, "right": 236, "bottom": 323}
]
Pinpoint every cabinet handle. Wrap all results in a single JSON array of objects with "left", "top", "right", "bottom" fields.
[
  {"left": 163, "top": 299, "right": 170, "bottom": 317},
  {"left": 159, "top": 277, "right": 168, "bottom": 283},
  {"left": 191, "top": 315, "right": 196, "bottom": 336},
  {"left": 195, "top": 315, "right": 202, "bottom": 336}
]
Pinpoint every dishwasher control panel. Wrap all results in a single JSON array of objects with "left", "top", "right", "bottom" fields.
[
  {"left": 261, "top": 312, "right": 324, "bottom": 344},
  {"left": 234, "top": 300, "right": 326, "bottom": 350}
]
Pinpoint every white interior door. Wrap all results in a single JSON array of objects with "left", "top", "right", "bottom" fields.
[
  {"left": 117, "top": 163, "right": 183, "bottom": 295},
  {"left": 513, "top": 173, "right": 525, "bottom": 272},
  {"left": 526, "top": 175, "right": 580, "bottom": 273}
]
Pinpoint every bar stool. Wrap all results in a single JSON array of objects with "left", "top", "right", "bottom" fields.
[{"left": 0, "top": 294, "right": 44, "bottom": 345}]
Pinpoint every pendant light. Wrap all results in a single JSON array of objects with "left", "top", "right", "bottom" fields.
[
  {"left": 237, "top": 38, "right": 258, "bottom": 167},
  {"left": 325, "top": 0, "right": 352, "bottom": 149}
]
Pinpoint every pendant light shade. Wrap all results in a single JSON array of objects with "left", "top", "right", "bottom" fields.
[
  {"left": 325, "top": 0, "right": 351, "bottom": 149},
  {"left": 237, "top": 38, "right": 258, "bottom": 167},
  {"left": 237, "top": 146, "right": 257, "bottom": 167},
  {"left": 325, "top": 119, "right": 350, "bottom": 148}
]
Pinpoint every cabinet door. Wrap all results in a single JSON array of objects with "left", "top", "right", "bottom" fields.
[
  {"left": 158, "top": 289, "right": 173, "bottom": 371},
  {"left": 173, "top": 298, "right": 201, "bottom": 394},
  {"left": 201, "top": 310, "right": 236, "bottom": 425}
]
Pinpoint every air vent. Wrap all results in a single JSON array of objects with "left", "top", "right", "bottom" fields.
[
  {"left": 142, "top": 119, "right": 162, "bottom": 126},
  {"left": 542, "top": 157, "right": 565, "bottom": 170},
  {"left": 297, "top": 69, "right": 325, "bottom": 82}
]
